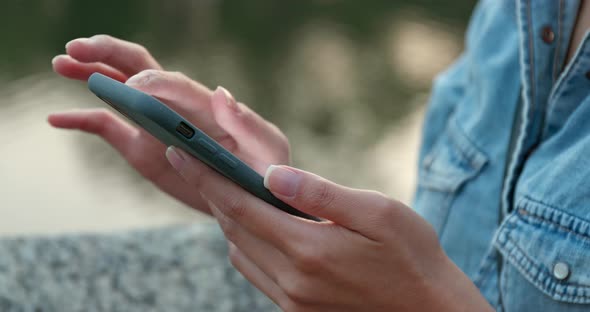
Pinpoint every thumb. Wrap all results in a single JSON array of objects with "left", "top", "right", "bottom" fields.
[{"left": 264, "top": 165, "right": 392, "bottom": 234}]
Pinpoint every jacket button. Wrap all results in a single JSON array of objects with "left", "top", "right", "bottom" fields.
[
  {"left": 541, "top": 26, "right": 555, "bottom": 44},
  {"left": 552, "top": 262, "right": 570, "bottom": 280}
]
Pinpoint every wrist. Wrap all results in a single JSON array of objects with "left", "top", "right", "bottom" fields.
[{"left": 422, "top": 250, "right": 494, "bottom": 312}]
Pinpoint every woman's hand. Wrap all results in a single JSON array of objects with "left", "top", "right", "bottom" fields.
[
  {"left": 50, "top": 35, "right": 290, "bottom": 214},
  {"left": 165, "top": 148, "right": 494, "bottom": 311}
]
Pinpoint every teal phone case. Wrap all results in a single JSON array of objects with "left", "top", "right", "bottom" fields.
[{"left": 88, "top": 73, "right": 318, "bottom": 221}]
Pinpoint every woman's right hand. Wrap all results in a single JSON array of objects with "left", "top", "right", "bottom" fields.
[{"left": 50, "top": 34, "right": 291, "bottom": 214}]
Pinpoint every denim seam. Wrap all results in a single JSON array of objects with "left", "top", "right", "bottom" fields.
[
  {"left": 509, "top": 241, "right": 587, "bottom": 302},
  {"left": 419, "top": 115, "right": 488, "bottom": 193},
  {"left": 413, "top": 186, "right": 454, "bottom": 235},
  {"left": 473, "top": 249, "right": 502, "bottom": 309},
  {"left": 517, "top": 210, "right": 590, "bottom": 245},
  {"left": 518, "top": 195, "right": 590, "bottom": 239},
  {"left": 437, "top": 191, "right": 456, "bottom": 239},
  {"left": 552, "top": 0, "right": 564, "bottom": 82},
  {"left": 506, "top": 235, "right": 590, "bottom": 296},
  {"left": 525, "top": 0, "right": 535, "bottom": 117},
  {"left": 495, "top": 226, "right": 590, "bottom": 302},
  {"left": 448, "top": 118, "right": 488, "bottom": 169},
  {"left": 501, "top": 0, "right": 535, "bottom": 217},
  {"left": 473, "top": 251, "right": 497, "bottom": 286},
  {"left": 499, "top": 257, "right": 510, "bottom": 309}
]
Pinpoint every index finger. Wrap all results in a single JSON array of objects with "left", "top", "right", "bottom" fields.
[
  {"left": 166, "top": 147, "right": 314, "bottom": 255},
  {"left": 66, "top": 34, "right": 162, "bottom": 77}
]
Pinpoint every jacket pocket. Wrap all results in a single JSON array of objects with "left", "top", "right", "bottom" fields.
[
  {"left": 414, "top": 116, "right": 487, "bottom": 234},
  {"left": 495, "top": 196, "right": 590, "bottom": 310}
]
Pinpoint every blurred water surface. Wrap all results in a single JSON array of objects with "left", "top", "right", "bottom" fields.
[{"left": 0, "top": 1, "right": 475, "bottom": 234}]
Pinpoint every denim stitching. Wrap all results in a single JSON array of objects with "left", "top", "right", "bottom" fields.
[
  {"left": 499, "top": 257, "right": 509, "bottom": 309},
  {"left": 448, "top": 118, "right": 488, "bottom": 169},
  {"left": 518, "top": 195, "right": 590, "bottom": 239},
  {"left": 552, "top": 0, "right": 564, "bottom": 82},
  {"left": 496, "top": 229, "right": 590, "bottom": 302},
  {"left": 501, "top": 0, "right": 536, "bottom": 217},
  {"left": 474, "top": 250, "right": 498, "bottom": 286},
  {"left": 437, "top": 191, "right": 456, "bottom": 238},
  {"left": 517, "top": 208, "right": 590, "bottom": 244},
  {"left": 418, "top": 115, "right": 488, "bottom": 193},
  {"left": 503, "top": 235, "right": 590, "bottom": 298},
  {"left": 526, "top": 0, "right": 535, "bottom": 117}
]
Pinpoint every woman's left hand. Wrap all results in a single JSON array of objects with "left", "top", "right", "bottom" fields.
[{"left": 165, "top": 148, "right": 493, "bottom": 311}]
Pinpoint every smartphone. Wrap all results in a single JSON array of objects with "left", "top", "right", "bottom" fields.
[{"left": 87, "top": 73, "right": 318, "bottom": 221}]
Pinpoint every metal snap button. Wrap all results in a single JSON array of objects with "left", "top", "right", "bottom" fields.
[
  {"left": 552, "top": 262, "right": 570, "bottom": 280},
  {"left": 541, "top": 25, "right": 555, "bottom": 44}
]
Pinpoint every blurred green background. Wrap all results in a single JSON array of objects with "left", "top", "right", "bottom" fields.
[{"left": 0, "top": 0, "right": 475, "bottom": 234}]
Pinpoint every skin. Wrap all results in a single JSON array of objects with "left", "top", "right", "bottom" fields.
[
  {"left": 50, "top": 35, "right": 290, "bottom": 214},
  {"left": 566, "top": 1, "right": 590, "bottom": 65},
  {"left": 51, "top": 34, "right": 493, "bottom": 311}
]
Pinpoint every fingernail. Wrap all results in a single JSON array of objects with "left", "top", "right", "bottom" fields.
[
  {"left": 264, "top": 165, "right": 301, "bottom": 198},
  {"left": 216, "top": 86, "right": 239, "bottom": 112},
  {"left": 165, "top": 146, "right": 185, "bottom": 172},
  {"left": 125, "top": 75, "right": 142, "bottom": 86},
  {"left": 126, "top": 71, "right": 156, "bottom": 87},
  {"left": 126, "top": 74, "right": 148, "bottom": 86},
  {"left": 51, "top": 55, "right": 60, "bottom": 66}
]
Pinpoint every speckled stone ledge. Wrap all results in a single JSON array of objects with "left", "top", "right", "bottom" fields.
[{"left": 0, "top": 222, "right": 278, "bottom": 312}]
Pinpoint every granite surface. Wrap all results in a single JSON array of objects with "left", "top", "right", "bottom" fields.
[{"left": 0, "top": 222, "right": 279, "bottom": 312}]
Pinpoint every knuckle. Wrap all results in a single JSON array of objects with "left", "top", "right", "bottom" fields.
[
  {"left": 371, "top": 191, "right": 393, "bottom": 208},
  {"left": 303, "top": 181, "right": 336, "bottom": 214},
  {"left": 92, "top": 35, "right": 118, "bottom": 63},
  {"left": 214, "top": 134, "right": 238, "bottom": 153},
  {"left": 170, "top": 71, "right": 199, "bottom": 87},
  {"left": 278, "top": 274, "right": 314, "bottom": 305},
  {"left": 291, "top": 244, "right": 324, "bottom": 273},
  {"left": 371, "top": 191, "right": 397, "bottom": 218},
  {"left": 170, "top": 71, "right": 188, "bottom": 80},
  {"left": 185, "top": 165, "right": 205, "bottom": 189},
  {"left": 276, "top": 127, "right": 290, "bottom": 148},
  {"left": 267, "top": 121, "right": 290, "bottom": 149},
  {"left": 130, "top": 43, "right": 155, "bottom": 67},
  {"left": 133, "top": 42, "right": 150, "bottom": 56},
  {"left": 220, "top": 194, "right": 248, "bottom": 220},
  {"left": 126, "top": 150, "right": 155, "bottom": 178},
  {"left": 80, "top": 109, "right": 112, "bottom": 134}
]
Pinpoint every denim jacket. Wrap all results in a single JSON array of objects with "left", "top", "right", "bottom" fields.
[{"left": 414, "top": 0, "right": 590, "bottom": 310}]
